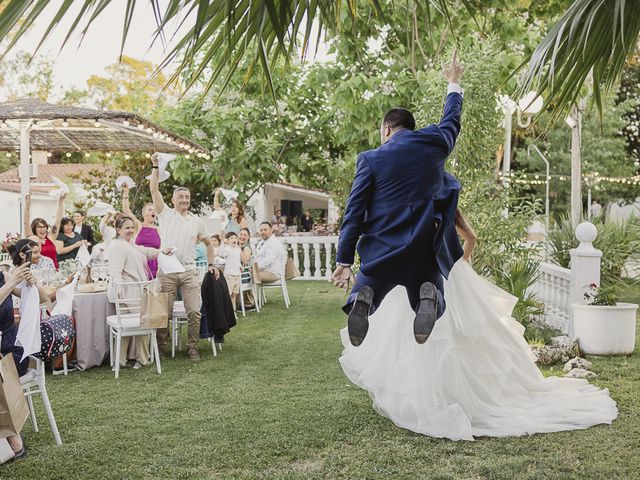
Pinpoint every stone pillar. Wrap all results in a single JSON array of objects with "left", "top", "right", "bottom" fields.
[{"left": 569, "top": 222, "right": 602, "bottom": 335}]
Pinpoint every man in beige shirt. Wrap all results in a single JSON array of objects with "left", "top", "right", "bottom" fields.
[{"left": 150, "top": 153, "right": 219, "bottom": 361}]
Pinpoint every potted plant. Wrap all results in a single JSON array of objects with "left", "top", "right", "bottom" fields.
[{"left": 572, "top": 284, "right": 638, "bottom": 355}]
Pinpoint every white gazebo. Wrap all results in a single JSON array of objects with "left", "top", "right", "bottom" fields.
[{"left": 0, "top": 98, "right": 208, "bottom": 233}]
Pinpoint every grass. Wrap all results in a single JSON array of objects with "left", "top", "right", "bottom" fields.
[{"left": 3, "top": 281, "right": 640, "bottom": 479}]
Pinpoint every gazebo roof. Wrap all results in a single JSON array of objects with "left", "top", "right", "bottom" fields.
[{"left": 0, "top": 98, "right": 208, "bottom": 154}]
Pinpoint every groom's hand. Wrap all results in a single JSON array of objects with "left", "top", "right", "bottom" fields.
[
  {"left": 442, "top": 48, "right": 463, "bottom": 84},
  {"left": 330, "top": 265, "right": 354, "bottom": 292}
]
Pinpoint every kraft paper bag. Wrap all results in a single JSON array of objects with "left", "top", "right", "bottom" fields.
[
  {"left": 0, "top": 355, "right": 29, "bottom": 437},
  {"left": 140, "top": 291, "right": 169, "bottom": 329}
]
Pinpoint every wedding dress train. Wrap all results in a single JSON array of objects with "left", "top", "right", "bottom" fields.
[{"left": 339, "top": 260, "right": 618, "bottom": 440}]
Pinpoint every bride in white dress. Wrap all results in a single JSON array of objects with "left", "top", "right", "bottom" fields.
[{"left": 339, "top": 210, "right": 618, "bottom": 441}]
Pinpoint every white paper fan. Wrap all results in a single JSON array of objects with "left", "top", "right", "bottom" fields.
[
  {"left": 115, "top": 175, "right": 136, "bottom": 189},
  {"left": 87, "top": 201, "right": 114, "bottom": 217},
  {"left": 219, "top": 188, "right": 239, "bottom": 201}
]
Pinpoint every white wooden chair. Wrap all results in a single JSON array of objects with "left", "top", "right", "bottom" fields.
[
  {"left": 238, "top": 265, "right": 260, "bottom": 317},
  {"left": 20, "top": 357, "right": 62, "bottom": 446},
  {"left": 255, "top": 249, "right": 291, "bottom": 309},
  {"left": 107, "top": 281, "right": 162, "bottom": 379}
]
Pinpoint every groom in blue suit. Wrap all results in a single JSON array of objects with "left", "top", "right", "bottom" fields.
[{"left": 332, "top": 50, "right": 465, "bottom": 346}]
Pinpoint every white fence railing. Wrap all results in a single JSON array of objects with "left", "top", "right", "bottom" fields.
[
  {"left": 282, "top": 236, "right": 339, "bottom": 281},
  {"left": 531, "top": 262, "right": 572, "bottom": 333}
]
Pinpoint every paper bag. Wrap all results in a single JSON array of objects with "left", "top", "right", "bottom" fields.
[
  {"left": 285, "top": 257, "right": 299, "bottom": 280},
  {"left": 0, "top": 355, "right": 29, "bottom": 437},
  {"left": 140, "top": 291, "right": 169, "bottom": 329}
]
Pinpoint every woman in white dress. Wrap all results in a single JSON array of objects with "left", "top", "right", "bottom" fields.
[{"left": 339, "top": 209, "right": 618, "bottom": 441}]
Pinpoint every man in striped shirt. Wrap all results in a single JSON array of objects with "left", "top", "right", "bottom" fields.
[{"left": 150, "top": 153, "right": 219, "bottom": 361}]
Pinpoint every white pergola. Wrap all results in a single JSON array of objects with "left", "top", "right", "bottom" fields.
[{"left": 0, "top": 98, "right": 209, "bottom": 230}]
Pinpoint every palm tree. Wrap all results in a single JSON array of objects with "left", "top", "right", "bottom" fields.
[
  {"left": 519, "top": 0, "right": 640, "bottom": 119},
  {"left": 0, "top": 0, "right": 637, "bottom": 112}
]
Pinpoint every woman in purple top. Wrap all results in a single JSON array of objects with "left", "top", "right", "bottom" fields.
[{"left": 122, "top": 185, "right": 161, "bottom": 278}]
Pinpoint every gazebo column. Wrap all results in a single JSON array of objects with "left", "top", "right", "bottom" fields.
[{"left": 18, "top": 120, "right": 32, "bottom": 235}]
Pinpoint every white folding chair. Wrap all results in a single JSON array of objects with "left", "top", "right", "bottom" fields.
[
  {"left": 254, "top": 248, "right": 290, "bottom": 309},
  {"left": 20, "top": 357, "right": 62, "bottom": 446},
  {"left": 107, "top": 281, "right": 162, "bottom": 379},
  {"left": 238, "top": 265, "right": 260, "bottom": 317}
]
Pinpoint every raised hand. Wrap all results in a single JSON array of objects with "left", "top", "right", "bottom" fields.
[
  {"left": 442, "top": 48, "right": 463, "bottom": 84},
  {"left": 150, "top": 153, "right": 159, "bottom": 167}
]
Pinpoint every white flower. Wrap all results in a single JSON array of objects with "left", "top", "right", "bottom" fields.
[
  {"left": 363, "top": 90, "right": 374, "bottom": 101},
  {"left": 244, "top": 137, "right": 256, "bottom": 150},
  {"left": 191, "top": 128, "right": 207, "bottom": 140}
]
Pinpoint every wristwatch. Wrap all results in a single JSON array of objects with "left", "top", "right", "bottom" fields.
[{"left": 337, "top": 262, "right": 352, "bottom": 268}]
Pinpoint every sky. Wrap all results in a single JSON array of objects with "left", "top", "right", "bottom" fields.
[
  {"left": 8, "top": 1, "right": 332, "bottom": 97},
  {"left": 10, "top": 1, "right": 182, "bottom": 90}
]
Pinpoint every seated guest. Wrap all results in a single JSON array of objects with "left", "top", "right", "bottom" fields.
[
  {"left": 107, "top": 216, "right": 167, "bottom": 370},
  {"left": 3, "top": 241, "right": 50, "bottom": 376},
  {"left": 73, "top": 210, "right": 95, "bottom": 253},
  {"left": 252, "top": 222, "right": 286, "bottom": 284},
  {"left": 237, "top": 227, "right": 255, "bottom": 309},
  {"left": 23, "top": 191, "right": 66, "bottom": 269},
  {"left": 29, "top": 241, "right": 55, "bottom": 271},
  {"left": 0, "top": 261, "right": 35, "bottom": 461},
  {"left": 56, "top": 217, "right": 86, "bottom": 264},
  {"left": 122, "top": 185, "right": 162, "bottom": 278},
  {"left": 301, "top": 210, "right": 314, "bottom": 232},
  {"left": 238, "top": 228, "right": 252, "bottom": 265}
]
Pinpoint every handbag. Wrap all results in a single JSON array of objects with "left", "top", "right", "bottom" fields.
[
  {"left": 0, "top": 354, "right": 29, "bottom": 437},
  {"left": 140, "top": 289, "right": 169, "bottom": 329},
  {"left": 34, "top": 314, "right": 75, "bottom": 362},
  {"left": 285, "top": 257, "right": 299, "bottom": 280}
]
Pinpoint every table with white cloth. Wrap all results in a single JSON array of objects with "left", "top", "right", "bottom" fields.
[{"left": 72, "top": 291, "right": 115, "bottom": 370}]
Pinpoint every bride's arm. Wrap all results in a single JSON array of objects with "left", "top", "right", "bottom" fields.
[{"left": 455, "top": 208, "right": 477, "bottom": 261}]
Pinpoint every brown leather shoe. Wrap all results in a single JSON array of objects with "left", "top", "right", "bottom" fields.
[{"left": 187, "top": 349, "right": 200, "bottom": 361}]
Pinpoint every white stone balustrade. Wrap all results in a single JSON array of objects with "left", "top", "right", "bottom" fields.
[
  {"left": 531, "top": 221, "right": 602, "bottom": 335},
  {"left": 281, "top": 236, "right": 339, "bottom": 280}
]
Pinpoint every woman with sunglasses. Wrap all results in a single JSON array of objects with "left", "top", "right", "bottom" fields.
[{"left": 23, "top": 191, "right": 67, "bottom": 269}]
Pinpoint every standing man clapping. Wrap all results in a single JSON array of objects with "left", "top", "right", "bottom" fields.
[{"left": 149, "top": 153, "right": 219, "bottom": 361}]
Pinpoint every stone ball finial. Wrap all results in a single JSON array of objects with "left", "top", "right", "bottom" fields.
[{"left": 575, "top": 222, "right": 597, "bottom": 243}]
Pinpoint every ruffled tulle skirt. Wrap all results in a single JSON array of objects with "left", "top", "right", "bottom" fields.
[{"left": 339, "top": 260, "right": 618, "bottom": 440}]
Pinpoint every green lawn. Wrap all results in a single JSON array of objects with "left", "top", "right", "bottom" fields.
[{"left": 3, "top": 281, "right": 640, "bottom": 479}]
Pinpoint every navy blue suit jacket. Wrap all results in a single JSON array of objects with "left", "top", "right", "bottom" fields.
[{"left": 336, "top": 92, "right": 464, "bottom": 287}]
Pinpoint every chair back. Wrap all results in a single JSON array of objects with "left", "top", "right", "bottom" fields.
[
  {"left": 196, "top": 261, "right": 208, "bottom": 282},
  {"left": 112, "top": 280, "right": 159, "bottom": 316}
]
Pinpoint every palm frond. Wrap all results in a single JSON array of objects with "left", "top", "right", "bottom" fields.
[
  {"left": 518, "top": 0, "right": 640, "bottom": 122},
  {"left": 0, "top": 0, "right": 472, "bottom": 102}
]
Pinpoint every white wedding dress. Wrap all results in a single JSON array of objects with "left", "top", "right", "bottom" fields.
[{"left": 339, "top": 260, "right": 618, "bottom": 441}]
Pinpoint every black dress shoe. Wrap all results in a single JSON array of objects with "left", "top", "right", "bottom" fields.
[
  {"left": 414, "top": 282, "right": 439, "bottom": 344},
  {"left": 348, "top": 286, "right": 374, "bottom": 347}
]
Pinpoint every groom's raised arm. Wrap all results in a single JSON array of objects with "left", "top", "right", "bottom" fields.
[
  {"left": 336, "top": 155, "right": 373, "bottom": 265},
  {"left": 434, "top": 49, "right": 464, "bottom": 156},
  {"left": 436, "top": 88, "right": 463, "bottom": 155}
]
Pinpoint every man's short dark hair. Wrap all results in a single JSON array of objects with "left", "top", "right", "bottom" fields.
[
  {"left": 383, "top": 107, "right": 416, "bottom": 131},
  {"left": 225, "top": 231, "right": 238, "bottom": 239},
  {"left": 74, "top": 210, "right": 85, "bottom": 217},
  {"left": 260, "top": 221, "right": 272, "bottom": 228}
]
